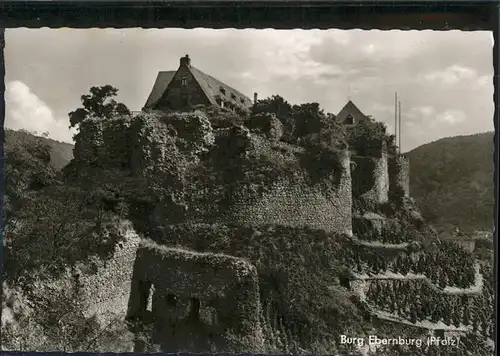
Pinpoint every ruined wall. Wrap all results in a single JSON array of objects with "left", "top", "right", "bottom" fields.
[
  {"left": 77, "top": 221, "right": 141, "bottom": 325},
  {"left": 389, "top": 155, "right": 410, "bottom": 201},
  {"left": 211, "top": 137, "right": 352, "bottom": 235},
  {"left": 220, "top": 170, "right": 352, "bottom": 235},
  {"left": 74, "top": 115, "right": 352, "bottom": 236},
  {"left": 352, "top": 150, "right": 389, "bottom": 207},
  {"left": 127, "top": 241, "right": 262, "bottom": 351}
]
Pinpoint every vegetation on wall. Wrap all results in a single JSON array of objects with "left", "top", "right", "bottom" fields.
[
  {"left": 252, "top": 94, "right": 396, "bottom": 158},
  {"left": 154, "top": 223, "right": 368, "bottom": 354},
  {"left": 3, "top": 84, "right": 493, "bottom": 355},
  {"left": 347, "top": 117, "right": 397, "bottom": 156},
  {"left": 2, "top": 128, "right": 132, "bottom": 352}
]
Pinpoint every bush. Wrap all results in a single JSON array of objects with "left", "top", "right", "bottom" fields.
[
  {"left": 346, "top": 117, "right": 395, "bottom": 156},
  {"left": 1, "top": 277, "right": 134, "bottom": 352},
  {"left": 3, "top": 129, "right": 57, "bottom": 224},
  {"left": 251, "top": 95, "right": 343, "bottom": 147},
  {"left": 246, "top": 113, "right": 283, "bottom": 141},
  {"left": 3, "top": 184, "right": 125, "bottom": 285},
  {"left": 200, "top": 105, "right": 246, "bottom": 129}
]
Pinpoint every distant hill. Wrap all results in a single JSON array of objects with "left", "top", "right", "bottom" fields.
[
  {"left": 4, "top": 129, "right": 74, "bottom": 170},
  {"left": 406, "top": 132, "right": 494, "bottom": 232}
]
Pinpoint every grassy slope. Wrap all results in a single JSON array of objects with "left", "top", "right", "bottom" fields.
[{"left": 406, "top": 132, "right": 494, "bottom": 232}]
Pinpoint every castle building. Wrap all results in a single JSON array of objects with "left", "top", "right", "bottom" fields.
[
  {"left": 143, "top": 54, "right": 371, "bottom": 127},
  {"left": 336, "top": 100, "right": 371, "bottom": 126},
  {"left": 143, "top": 54, "right": 253, "bottom": 112}
]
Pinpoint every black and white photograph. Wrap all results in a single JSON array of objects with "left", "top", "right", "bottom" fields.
[{"left": 0, "top": 28, "right": 495, "bottom": 355}]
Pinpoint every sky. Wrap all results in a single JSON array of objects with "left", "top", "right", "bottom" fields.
[{"left": 4, "top": 28, "right": 494, "bottom": 152}]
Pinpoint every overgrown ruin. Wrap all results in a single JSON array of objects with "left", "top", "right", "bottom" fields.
[{"left": 3, "top": 107, "right": 493, "bottom": 355}]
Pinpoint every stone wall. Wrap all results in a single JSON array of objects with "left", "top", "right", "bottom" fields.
[
  {"left": 220, "top": 173, "right": 352, "bottom": 235},
  {"left": 389, "top": 155, "right": 410, "bottom": 201},
  {"left": 77, "top": 221, "right": 141, "bottom": 325},
  {"left": 127, "top": 241, "right": 262, "bottom": 352},
  {"left": 73, "top": 115, "right": 353, "bottom": 236},
  {"left": 352, "top": 151, "right": 389, "bottom": 207},
  {"left": 160, "top": 133, "right": 354, "bottom": 235},
  {"left": 214, "top": 139, "right": 352, "bottom": 235}
]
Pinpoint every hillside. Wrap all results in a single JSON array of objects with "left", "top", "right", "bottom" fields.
[
  {"left": 406, "top": 132, "right": 494, "bottom": 232},
  {"left": 4, "top": 129, "right": 74, "bottom": 171}
]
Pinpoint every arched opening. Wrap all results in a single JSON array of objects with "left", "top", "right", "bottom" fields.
[
  {"left": 138, "top": 281, "right": 152, "bottom": 315},
  {"left": 189, "top": 297, "right": 201, "bottom": 321},
  {"left": 345, "top": 114, "right": 355, "bottom": 125},
  {"left": 166, "top": 293, "right": 178, "bottom": 307}
]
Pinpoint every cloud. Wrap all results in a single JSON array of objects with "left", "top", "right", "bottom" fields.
[
  {"left": 5, "top": 28, "right": 494, "bottom": 151},
  {"left": 420, "top": 65, "right": 478, "bottom": 86},
  {"left": 436, "top": 109, "right": 467, "bottom": 125},
  {"left": 407, "top": 106, "right": 466, "bottom": 126},
  {"left": 407, "top": 106, "right": 436, "bottom": 119},
  {"left": 5, "top": 80, "right": 75, "bottom": 143}
]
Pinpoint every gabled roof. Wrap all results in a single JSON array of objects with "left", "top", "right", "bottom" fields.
[
  {"left": 143, "top": 65, "right": 253, "bottom": 110},
  {"left": 337, "top": 100, "right": 369, "bottom": 122},
  {"left": 189, "top": 66, "right": 253, "bottom": 109},
  {"left": 143, "top": 71, "right": 176, "bottom": 109}
]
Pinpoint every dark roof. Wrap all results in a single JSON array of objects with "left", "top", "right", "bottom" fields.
[
  {"left": 143, "top": 71, "right": 176, "bottom": 109},
  {"left": 189, "top": 66, "right": 253, "bottom": 108},
  {"left": 336, "top": 100, "right": 369, "bottom": 122},
  {"left": 143, "top": 65, "right": 253, "bottom": 110}
]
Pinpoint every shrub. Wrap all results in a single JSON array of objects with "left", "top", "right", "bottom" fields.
[
  {"left": 3, "top": 184, "right": 124, "bottom": 285},
  {"left": 200, "top": 105, "right": 246, "bottom": 128},
  {"left": 346, "top": 116, "right": 394, "bottom": 156}
]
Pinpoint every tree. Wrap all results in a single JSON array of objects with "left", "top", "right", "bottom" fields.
[
  {"left": 2, "top": 130, "right": 57, "bottom": 234},
  {"left": 345, "top": 117, "right": 393, "bottom": 157},
  {"left": 252, "top": 95, "right": 292, "bottom": 123},
  {"left": 251, "top": 96, "right": 343, "bottom": 148},
  {"left": 3, "top": 183, "right": 123, "bottom": 285},
  {"left": 291, "top": 102, "right": 326, "bottom": 140},
  {"left": 301, "top": 116, "right": 346, "bottom": 153},
  {"left": 69, "top": 85, "right": 131, "bottom": 128}
]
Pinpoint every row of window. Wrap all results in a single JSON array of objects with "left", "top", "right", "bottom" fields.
[
  {"left": 218, "top": 86, "right": 245, "bottom": 104},
  {"left": 181, "top": 76, "right": 246, "bottom": 105}
]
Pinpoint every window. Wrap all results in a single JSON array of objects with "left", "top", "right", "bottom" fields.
[
  {"left": 181, "top": 76, "right": 187, "bottom": 86},
  {"left": 137, "top": 281, "right": 153, "bottom": 315},
  {"left": 166, "top": 294, "right": 178, "bottom": 307},
  {"left": 231, "top": 93, "right": 236, "bottom": 100},
  {"left": 219, "top": 87, "right": 226, "bottom": 95},
  {"left": 345, "top": 114, "right": 355, "bottom": 125},
  {"left": 189, "top": 298, "right": 201, "bottom": 321},
  {"left": 240, "top": 98, "right": 245, "bottom": 104}
]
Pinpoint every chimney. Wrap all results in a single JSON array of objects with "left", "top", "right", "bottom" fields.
[
  {"left": 180, "top": 54, "right": 191, "bottom": 67},
  {"left": 253, "top": 92, "right": 258, "bottom": 104}
]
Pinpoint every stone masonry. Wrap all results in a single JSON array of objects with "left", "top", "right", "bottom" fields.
[{"left": 126, "top": 241, "right": 262, "bottom": 352}]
